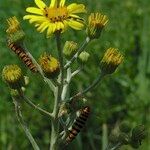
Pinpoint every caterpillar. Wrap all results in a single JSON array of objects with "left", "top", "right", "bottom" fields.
[
  {"left": 66, "top": 106, "right": 90, "bottom": 145},
  {"left": 7, "top": 39, "right": 38, "bottom": 73}
]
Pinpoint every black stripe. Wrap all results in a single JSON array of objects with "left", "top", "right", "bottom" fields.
[
  {"left": 74, "top": 122, "right": 84, "bottom": 128},
  {"left": 76, "top": 118, "right": 85, "bottom": 124},
  {"left": 79, "top": 115, "right": 87, "bottom": 121},
  {"left": 72, "top": 125, "right": 80, "bottom": 132}
]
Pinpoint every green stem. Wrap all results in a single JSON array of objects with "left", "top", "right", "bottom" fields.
[
  {"left": 17, "top": 89, "right": 53, "bottom": 118},
  {"left": 64, "top": 37, "right": 90, "bottom": 69},
  {"left": 102, "top": 123, "right": 108, "bottom": 150},
  {"left": 70, "top": 72, "right": 105, "bottom": 101},
  {"left": 13, "top": 98, "right": 40, "bottom": 150}
]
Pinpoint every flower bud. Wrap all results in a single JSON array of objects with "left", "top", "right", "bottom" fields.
[
  {"left": 118, "top": 132, "right": 130, "bottom": 145},
  {"left": 100, "top": 48, "right": 124, "bottom": 75},
  {"left": 38, "top": 52, "right": 60, "bottom": 78},
  {"left": 78, "top": 51, "right": 90, "bottom": 63},
  {"left": 86, "top": 13, "right": 108, "bottom": 39},
  {"left": 63, "top": 41, "right": 78, "bottom": 59},
  {"left": 6, "top": 16, "right": 25, "bottom": 43},
  {"left": 108, "top": 133, "right": 119, "bottom": 144},
  {"left": 119, "top": 121, "right": 131, "bottom": 133},
  {"left": 2, "top": 65, "right": 24, "bottom": 89},
  {"left": 131, "top": 125, "right": 146, "bottom": 141},
  {"left": 10, "top": 89, "right": 20, "bottom": 99}
]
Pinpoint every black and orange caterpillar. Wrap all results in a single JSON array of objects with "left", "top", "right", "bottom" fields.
[
  {"left": 7, "top": 39, "right": 38, "bottom": 73},
  {"left": 66, "top": 106, "right": 90, "bottom": 144}
]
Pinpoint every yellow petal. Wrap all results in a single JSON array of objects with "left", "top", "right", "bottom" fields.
[
  {"left": 26, "top": 7, "right": 43, "bottom": 15},
  {"left": 50, "top": 0, "right": 57, "bottom": 8},
  {"left": 59, "top": 0, "right": 66, "bottom": 7},
  {"left": 67, "top": 3, "right": 86, "bottom": 14},
  {"left": 34, "top": 0, "right": 46, "bottom": 9},
  {"left": 69, "top": 14, "right": 85, "bottom": 23},
  {"left": 47, "top": 24, "right": 53, "bottom": 36},
  {"left": 56, "top": 22, "right": 64, "bottom": 30},
  {"left": 23, "top": 15, "right": 46, "bottom": 24},
  {"left": 37, "top": 22, "right": 49, "bottom": 32},
  {"left": 67, "top": 20, "right": 84, "bottom": 30}
]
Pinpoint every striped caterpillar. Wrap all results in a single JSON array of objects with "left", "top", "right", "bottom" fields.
[
  {"left": 7, "top": 39, "right": 38, "bottom": 73},
  {"left": 66, "top": 106, "right": 90, "bottom": 145}
]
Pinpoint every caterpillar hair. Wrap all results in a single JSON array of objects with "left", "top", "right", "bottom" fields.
[
  {"left": 7, "top": 39, "right": 38, "bottom": 73},
  {"left": 66, "top": 106, "right": 90, "bottom": 145}
]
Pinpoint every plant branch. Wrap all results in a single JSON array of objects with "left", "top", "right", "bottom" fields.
[
  {"left": 64, "top": 37, "right": 90, "bottom": 69},
  {"left": 70, "top": 72, "right": 105, "bottom": 101},
  {"left": 17, "top": 89, "right": 53, "bottom": 118},
  {"left": 12, "top": 98, "right": 40, "bottom": 150}
]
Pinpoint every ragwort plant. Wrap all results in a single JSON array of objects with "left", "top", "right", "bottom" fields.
[{"left": 1, "top": 0, "right": 138, "bottom": 150}]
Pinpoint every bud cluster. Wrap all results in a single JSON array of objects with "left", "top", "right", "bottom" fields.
[{"left": 109, "top": 123, "right": 147, "bottom": 149}]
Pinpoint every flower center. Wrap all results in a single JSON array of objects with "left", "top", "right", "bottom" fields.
[{"left": 45, "top": 7, "right": 68, "bottom": 22}]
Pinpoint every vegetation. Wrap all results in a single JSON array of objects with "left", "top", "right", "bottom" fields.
[{"left": 0, "top": 0, "right": 149, "bottom": 150}]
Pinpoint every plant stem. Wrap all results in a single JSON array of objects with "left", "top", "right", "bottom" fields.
[
  {"left": 102, "top": 123, "right": 108, "bottom": 150},
  {"left": 49, "top": 32, "right": 64, "bottom": 150},
  {"left": 70, "top": 72, "right": 105, "bottom": 101},
  {"left": 61, "top": 67, "right": 71, "bottom": 101},
  {"left": 24, "top": 95, "right": 53, "bottom": 118},
  {"left": 17, "top": 89, "right": 53, "bottom": 118},
  {"left": 64, "top": 37, "right": 90, "bottom": 69},
  {"left": 13, "top": 98, "right": 40, "bottom": 150}
]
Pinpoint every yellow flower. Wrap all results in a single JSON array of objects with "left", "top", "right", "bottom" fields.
[
  {"left": 23, "top": 0, "right": 86, "bottom": 37},
  {"left": 2, "top": 65, "right": 24, "bottom": 89},
  {"left": 100, "top": 48, "right": 124, "bottom": 74},
  {"left": 6, "top": 16, "right": 25, "bottom": 43},
  {"left": 86, "top": 13, "right": 108, "bottom": 39},
  {"left": 38, "top": 52, "right": 60, "bottom": 78}
]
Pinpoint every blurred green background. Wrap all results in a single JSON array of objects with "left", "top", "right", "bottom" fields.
[{"left": 0, "top": 0, "right": 150, "bottom": 149}]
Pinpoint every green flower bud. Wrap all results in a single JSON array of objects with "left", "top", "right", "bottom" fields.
[
  {"left": 63, "top": 41, "right": 78, "bottom": 59},
  {"left": 86, "top": 13, "right": 108, "bottom": 39},
  {"left": 130, "top": 140, "right": 141, "bottom": 149},
  {"left": 100, "top": 48, "right": 124, "bottom": 75},
  {"left": 131, "top": 125, "right": 146, "bottom": 141},
  {"left": 78, "top": 51, "right": 90, "bottom": 63},
  {"left": 119, "top": 121, "right": 131, "bottom": 133},
  {"left": 2, "top": 65, "right": 24, "bottom": 89},
  {"left": 6, "top": 16, "right": 25, "bottom": 43},
  {"left": 10, "top": 89, "right": 20, "bottom": 99}
]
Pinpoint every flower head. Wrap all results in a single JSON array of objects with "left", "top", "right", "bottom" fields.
[
  {"left": 78, "top": 51, "right": 90, "bottom": 63},
  {"left": 63, "top": 41, "right": 78, "bottom": 59},
  {"left": 23, "top": 0, "right": 86, "bottom": 37},
  {"left": 6, "top": 16, "right": 25, "bottom": 43},
  {"left": 100, "top": 48, "right": 124, "bottom": 74},
  {"left": 39, "top": 52, "right": 60, "bottom": 78},
  {"left": 2, "top": 65, "right": 24, "bottom": 89},
  {"left": 86, "top": 13, "right": 108, "bottom": 39}
]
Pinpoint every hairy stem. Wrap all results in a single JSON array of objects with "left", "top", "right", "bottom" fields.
[
  {"left": 49, "top": 32, "right": 64, "bottom": 150},
  {"left": 13, "top": 98, "right": 40, "bottom": 150}
]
